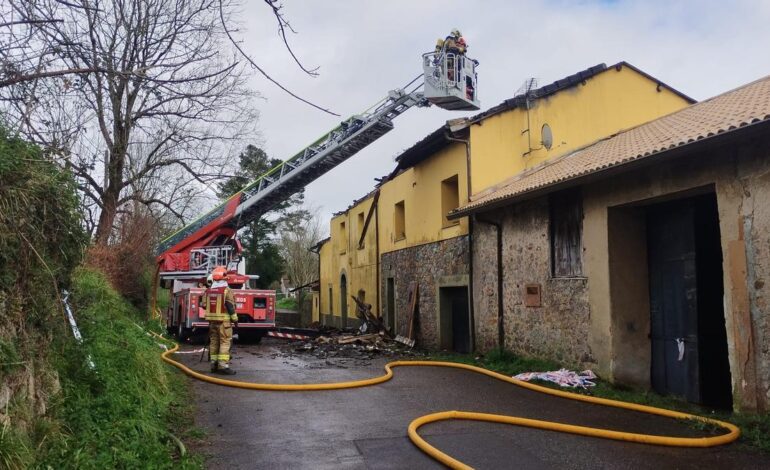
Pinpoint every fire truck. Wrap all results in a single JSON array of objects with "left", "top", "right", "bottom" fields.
[
  {"left": 166, "top": 273, "right": 276, "bottom": 341},
  {"left": 154, "top": 50, "right": 480, "bottom": 331}
]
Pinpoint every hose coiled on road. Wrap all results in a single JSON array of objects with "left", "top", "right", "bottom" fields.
[{"left": 161, "top": 343, "right": 739, "bottom": 470}]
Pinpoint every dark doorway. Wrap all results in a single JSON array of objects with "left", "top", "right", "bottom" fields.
[
  {"left": 386, "top": 278, "right": 395, "bottom": 333},
  {"left": 646, "top": 193, "right": 732, "bottom": 408},
  {"left": 439, "top": 286, "right": 471, "bottom": 353},
  {"left": 340, "top": 274, "right": 348, "bottom": 327}
]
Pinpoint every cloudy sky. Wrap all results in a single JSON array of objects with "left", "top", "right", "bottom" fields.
[{"left": 233, "top": 0, "right": 770, "bottom": 230}]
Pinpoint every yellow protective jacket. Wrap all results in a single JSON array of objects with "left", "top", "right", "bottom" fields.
[
  {"left": 202, "top": 285, "right": 237, "bottom": 322},
  {"left": 435, "top": 38, "right": 445, "bottom": 53},
  {"left": 444, "top": 35, "right": 466, "bottom": 54}
]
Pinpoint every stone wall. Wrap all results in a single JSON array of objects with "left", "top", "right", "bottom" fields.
[
  {"left": 381, "top": 236, "right": 470, "bottom": 349},
  {"left": 471, "top": 221, "right": 499, "bottom": 353},
  {"left": 472, "top": 199, "right": 592, "bottom": 366},
  {"left": 471, "top": 134, "right": 770, "bottom": 411}
]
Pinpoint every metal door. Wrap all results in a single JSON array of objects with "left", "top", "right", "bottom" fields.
[
  {"left": 451, "top": 287, "right": 471, "bottom": 353},
  {"left": 647, "top": 202, "right": 700, "bottom": 402}
]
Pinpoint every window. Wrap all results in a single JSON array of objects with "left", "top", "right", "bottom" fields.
[
  {"left": 394, "top": 201, "right": 406, "bottom": 241},
  {"left": 339, "top": 221, "right": 347, "bottom": 254},
  {"left": 441, "top": 175, "right": 460, "bottom": 227},
  {"left": 358, "top": 212, "right": 366, "bottom": 249},
  {"left": 550, "top": 189, "right": 583, "bottom": 277}
]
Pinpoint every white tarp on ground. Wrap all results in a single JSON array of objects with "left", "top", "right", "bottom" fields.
[{"left": 514, "top": 369, "right": 597, "bottom": 388}]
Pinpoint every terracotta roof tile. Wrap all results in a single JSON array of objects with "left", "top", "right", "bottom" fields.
[{"left": 451, "top": 74, "right": 770, "bottom": 218}]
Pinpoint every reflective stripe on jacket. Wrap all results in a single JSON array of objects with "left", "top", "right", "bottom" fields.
[{"left": 202, "top": 286, "right": 237, "bottom": 322}]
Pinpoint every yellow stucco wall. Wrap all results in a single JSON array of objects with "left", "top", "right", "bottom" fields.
[
  {"left": 378, "top": 141, "right": 469, "bottom": 254},
  {"left": 318, "top": 240, "right": 334, "bottom": 315},
  {"left": 318, "top": 195, "right": 379, "bottom": 321},
  {"left": 317, "top": 63, "right": 691, "bottom": 328},
  {"left": 469, "top": 64, "right": 692, "bottom": 196},
  {"left": 311, "top": 291, "right": 320, "bottom": 322}
]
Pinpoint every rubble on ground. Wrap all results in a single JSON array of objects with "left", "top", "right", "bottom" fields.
[
  {"left": 292, "top": 330, "right": 423, "bottom": 359},
  {"left": 275, "top": 297, "right": 423, "bottom": 366}
]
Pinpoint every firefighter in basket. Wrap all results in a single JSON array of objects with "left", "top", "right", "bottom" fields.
[{"left": 201, "top": 266, "right": 238, "bottom": 375}]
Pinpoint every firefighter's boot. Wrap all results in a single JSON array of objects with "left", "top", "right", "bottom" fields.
[
  {"left": 210, "top": 362, "right": 218, "bottom": 373},
  {"left": 217, "top": 366, "right": 236, "bottom": 376}
]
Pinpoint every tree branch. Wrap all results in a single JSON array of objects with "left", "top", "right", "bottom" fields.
[
  {"left": 0, "top": 66, "right": 101, "bottom": 88},
  {"left": 218, "top": 0, "right": 339, "bottom": 117}
]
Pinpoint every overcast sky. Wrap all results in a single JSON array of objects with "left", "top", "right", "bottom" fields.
[{"left": 232, "top": 0, "right": 770, "bottom": 231}]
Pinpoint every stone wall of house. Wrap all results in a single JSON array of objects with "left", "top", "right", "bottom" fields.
[
  {"left": 471, "top": 135, "right": 770, "bottom": 411},
  {"left": 472, "top": 198, "right": 593, "bottom": 367},
  {"left": 471, "top": 220, "right": 500, "bottom": 353},
  {"left": 381, "top": 236, "right": 470, "bottom": 350},
  {"left": 740, "top": 145, "right": 770, "bottom": 411}
]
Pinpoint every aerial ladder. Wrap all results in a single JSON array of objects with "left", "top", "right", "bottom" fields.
[{"left": 155, "top": 51, "right": 480, "bottom": 284}]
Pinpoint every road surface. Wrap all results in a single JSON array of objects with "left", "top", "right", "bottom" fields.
[{"left": 173, "top": 338, "right": 769, "bottom": 469}]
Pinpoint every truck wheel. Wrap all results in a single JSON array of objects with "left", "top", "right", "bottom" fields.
[
  {"left": 176, "top": 323, "right": 190, "bottom": 342},
  {"left": 252, "top": 331, "right": 263, "bottom": 344}
]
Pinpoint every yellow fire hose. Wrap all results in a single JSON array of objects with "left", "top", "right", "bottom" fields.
[{"left": 160, "top": 343, "right": 739, "bottom": 470}]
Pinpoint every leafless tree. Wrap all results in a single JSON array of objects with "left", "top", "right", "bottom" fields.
[
  {"left": 0, "top": 0, "right": 326, "bottom": 244},
  {"left": 278, "top": 207, "right": 322, "bottom": 308}
]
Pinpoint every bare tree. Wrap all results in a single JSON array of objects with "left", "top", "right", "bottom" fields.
[
  {"left": 278, "top": 207, "right": 322, "bottom": 308},
  {"left": 0, "top": 0, "right": 260, "bottom": 243}
]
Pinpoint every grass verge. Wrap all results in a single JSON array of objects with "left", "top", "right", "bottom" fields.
[
  {"left": 37, "top": 267, "right": 203, "bottom": 469},
  {"left": 276, "top": 296, "right": 298, "bottom": 311},
  {"left": 427, "top": 347, "right": 770, "bottom": 453}
]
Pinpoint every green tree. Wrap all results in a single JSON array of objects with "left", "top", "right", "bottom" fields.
[{"left": 218, "top": 144, "right": 305, "bottom": 288}]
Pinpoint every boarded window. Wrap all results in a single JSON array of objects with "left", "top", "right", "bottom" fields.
[
  {"left": 550, "top": 189, "right": 583, "bottom": 277},
  {"left": 339, "top": 221, "right": 347, "bottom": 254},
  {"left": 358, "top": 212, "right": 366, "bottom": 248},
  {"left": 441, "top": 175, "right": 460, "bottom": 227},
  {"left": 394, "top": 201, "right": 406, "bottom": 240}
]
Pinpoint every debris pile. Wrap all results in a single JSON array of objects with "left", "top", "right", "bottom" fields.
[
  {"left": 278, "top": 294, "right": 423, "bottom": 365},
  {"left": 292, "top": 329, "right": 422, "bottom": 360},
  {"left": 351, "top": 295, "right": 391, "bottom": 337}
]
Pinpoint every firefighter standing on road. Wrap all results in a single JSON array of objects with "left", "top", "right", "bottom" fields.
[{"left": 202, "top": 266, "right": 238, "bottom": 375}]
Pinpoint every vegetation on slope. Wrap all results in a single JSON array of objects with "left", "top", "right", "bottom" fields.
[{"left": 0, "top": 129, "right": 200, "bottom": 468}]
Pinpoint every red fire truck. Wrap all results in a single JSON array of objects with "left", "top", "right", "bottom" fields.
[{"left": 166, "top": 275, "right": 276, "bottom": 342}]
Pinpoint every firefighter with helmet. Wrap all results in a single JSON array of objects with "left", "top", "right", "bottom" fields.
[{"left": 201, "top": 266, "right": 238, "bottom": 375}]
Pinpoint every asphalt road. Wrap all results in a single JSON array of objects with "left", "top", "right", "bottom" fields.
[{"left": 174, "top": 338, "right": 769, "bottom": 469}]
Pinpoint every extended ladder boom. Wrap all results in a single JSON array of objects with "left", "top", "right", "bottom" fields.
[
  {"left": 156, "top": 81, "right": 427, "bottom": 275},
  {"left": 157, "top": 53, "right": 480, "bottom": 279}
]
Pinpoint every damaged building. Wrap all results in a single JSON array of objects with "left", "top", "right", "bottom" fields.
[
  {"left": 452, "top": 74, "right": 770, "bottom": 412},
  {"left": 311, "top": 62, "right": 770, "bottom": 411}
]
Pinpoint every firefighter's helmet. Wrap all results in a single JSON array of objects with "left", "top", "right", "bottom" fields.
[
  {"left": 211, "top": 266, "right": 228, "bottom": 281},
  {"left": 451, "top": 28, "right": 461, "bottom": 38}
]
